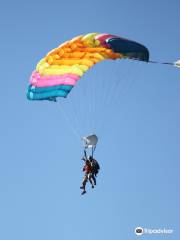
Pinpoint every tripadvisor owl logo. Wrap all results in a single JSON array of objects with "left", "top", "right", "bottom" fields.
[{"left": 135, "top": 227, "right": 143, "bottom": 236}]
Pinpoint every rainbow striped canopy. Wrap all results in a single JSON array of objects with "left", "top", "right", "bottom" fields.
[{"left": 27, "top": 33, "right": 149, "bottom": 101}]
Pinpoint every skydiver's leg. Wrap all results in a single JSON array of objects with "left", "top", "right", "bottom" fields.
[
  {"left": 80, "top": 175, "right": 88, "bottom": 194},
  {"left": 88, "top": 174, "right": 94, "bottom": 188},
  {"left": 94, "top": 170, "right": 99, "bottom": 177},
  {"left": 91, "top": 174, "right": 96, "bottom": 186},
  {"left": 82, "top": 175, "right": 87, "bottom": 189}
]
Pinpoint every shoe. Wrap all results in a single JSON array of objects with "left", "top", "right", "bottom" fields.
[
  {"left": 92, "top": 185, "right": 94, "bottom": 189},
  {"left": 80, "top": 186, "right": 84, "bottom": 189},
  {"left": 81, "top": 190, "right": 86, "bottom": 195}
]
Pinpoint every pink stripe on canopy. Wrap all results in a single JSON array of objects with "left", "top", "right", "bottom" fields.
[{"left": 30, "top": 71, "right": 80, "bottom": 87}]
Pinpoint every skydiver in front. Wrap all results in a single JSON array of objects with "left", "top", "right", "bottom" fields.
[{"left": 80, "top": 159, "right": 94, "bottom": 195}]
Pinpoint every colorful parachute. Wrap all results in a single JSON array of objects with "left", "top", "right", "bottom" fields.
[{"left": 27, "top": 33, "right": 149, "bottom": 101}]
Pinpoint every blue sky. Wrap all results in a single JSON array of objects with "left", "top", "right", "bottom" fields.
[{"left": 0, "top": 0, "right": 179, "bottom": 239}]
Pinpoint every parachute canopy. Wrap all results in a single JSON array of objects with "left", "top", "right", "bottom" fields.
[
  {"left": 82, "top": 134, "right": 98, "bottom": 149},
  {"left": 27, "top": 33, "right": 149, "bottom": 101}
]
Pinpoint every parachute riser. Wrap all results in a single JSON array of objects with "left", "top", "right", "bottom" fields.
[{"left": 92, "top": 145, "right": 96, "bottom": 158}]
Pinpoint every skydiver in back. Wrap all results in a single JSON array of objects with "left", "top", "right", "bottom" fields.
[
  {"left": 89, "top": 156, "right": 100, "bottom": 185},
  {"left": 80, "top": 159, "right": 94, "bottom": 195}
]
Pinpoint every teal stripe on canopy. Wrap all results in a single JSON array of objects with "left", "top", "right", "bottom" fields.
[{"left": 27, "top": 85, "right": 73, "bottom": 100}]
